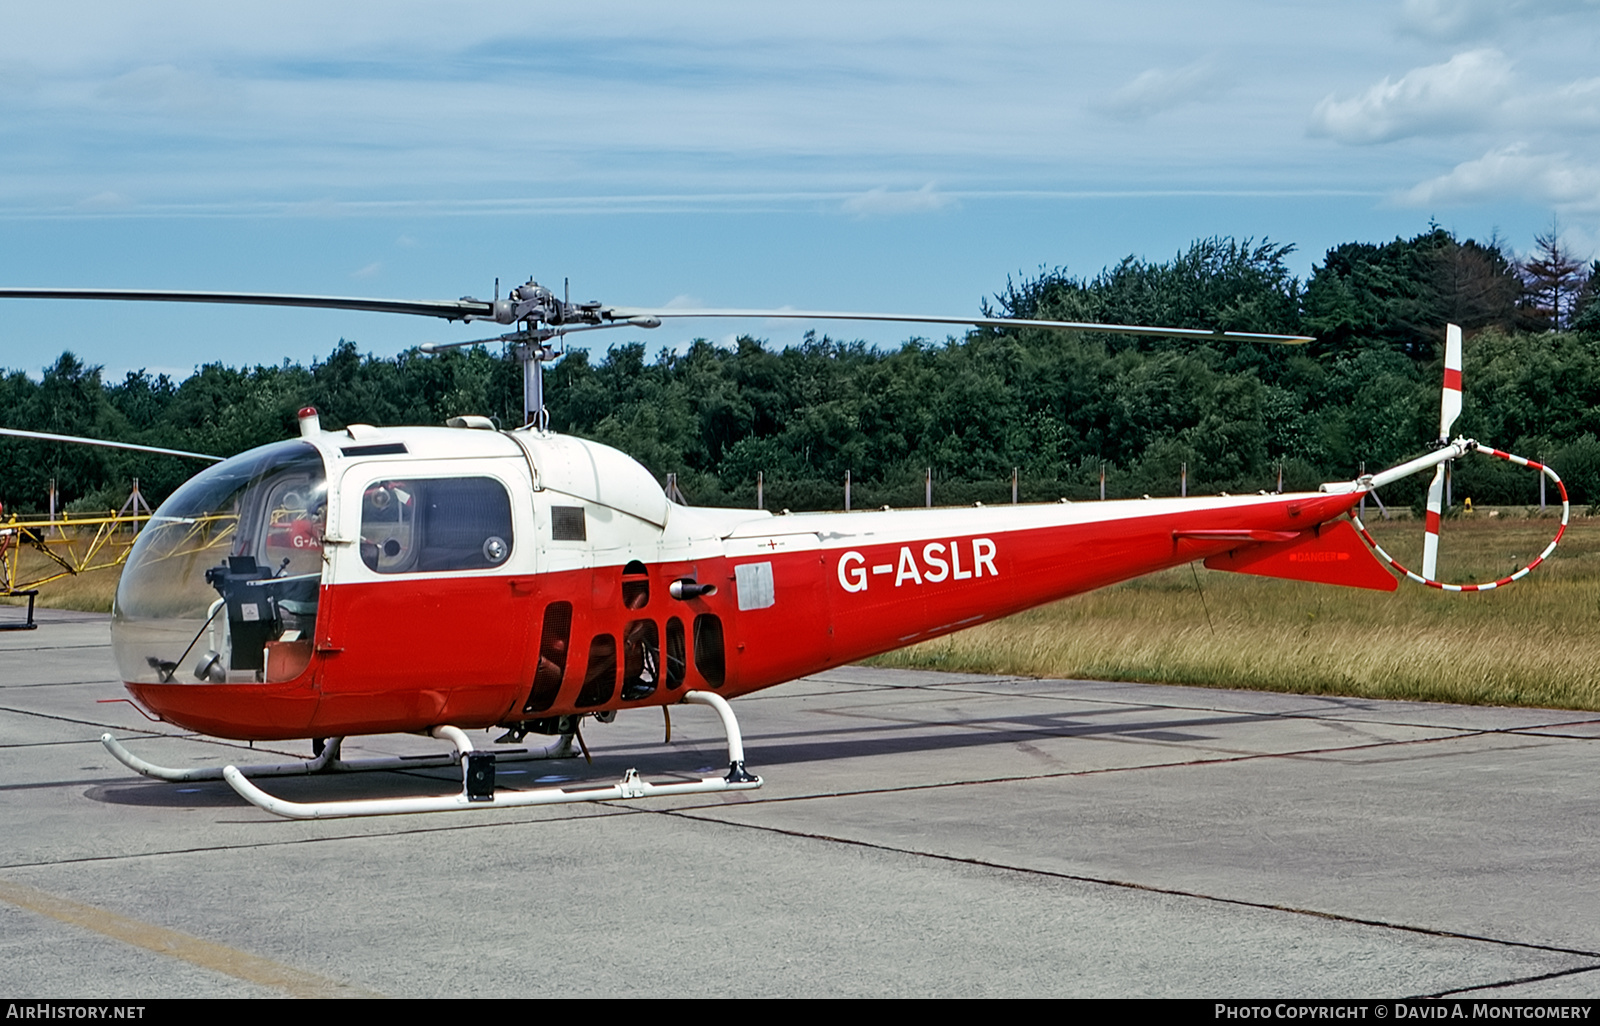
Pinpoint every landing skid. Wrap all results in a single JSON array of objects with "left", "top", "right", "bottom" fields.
[
  {"left": 102, "top": 728, "right": 576, "bottom": 783},
  {"left": 106, "top": 691, "right": 761, "bottom": 819}
]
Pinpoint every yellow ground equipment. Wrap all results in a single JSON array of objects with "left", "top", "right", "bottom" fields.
[{"left": 0, "top": 509, "right": 150, "bottom": 630}]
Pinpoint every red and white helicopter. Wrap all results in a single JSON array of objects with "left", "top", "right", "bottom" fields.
[{"left": 0, "top": 283, "right": 1568, "bottom": 819}]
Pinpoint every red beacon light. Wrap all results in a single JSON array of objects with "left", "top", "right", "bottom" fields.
[{"left": 298, "top": 407, "right": 321, "bottom": 438}]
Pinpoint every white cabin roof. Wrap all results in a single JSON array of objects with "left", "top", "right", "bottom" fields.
[
  {"left": 509, "top": 429, "right": 671, "bottom": 527},
  {"left": 305, "top": 422, "right": 671, "bottom": 527}
]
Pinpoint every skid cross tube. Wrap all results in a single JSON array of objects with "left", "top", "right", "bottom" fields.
[{"left": 220, "top": 691, "right": 761, "bottom": 820}]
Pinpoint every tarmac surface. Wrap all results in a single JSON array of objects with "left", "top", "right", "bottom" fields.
[{"left": 2, "top": 606, "right": 1598, "bottom": 999}]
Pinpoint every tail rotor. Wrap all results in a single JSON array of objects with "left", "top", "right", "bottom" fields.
[{"left": 1345, "top": 323, "right": 1568, "bottom": 592}]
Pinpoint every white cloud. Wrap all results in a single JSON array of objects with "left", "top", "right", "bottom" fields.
[
  {"left": 94, "top": 64, "right": 244, "bottom": 118},
  {"left": 1400, "top": 146, "right": 1600, "bottom": 212},
  {"left": 1310, "top": 49, "right": 1511, "bottom": 144},
  {"left": 1539, "top": 76, "right": 1600, "bottom": 130},
  {"left": 1098, "top": 61, "right": 1227, "bottom": 120},
  {"left": 1399, "top": 0, "right": 1600, "bottom": 40},
  {"left": 351, "top": 261, "right": 382, "bottom": 278},
  {"left": 73, "top": 191, "right": 133, "bottom": 210},
  {"left": 1557, "top": 223, "right": 1600, "bottom": 265},
  {"left": 1398, "top": 0, "right": 1506, "bottom": 40},
  {"left": 840, "top": 184, "right": 956, "bottom": 218},
  {"left": 0, "top": 1, "right": 1594, "bottom": 237}
]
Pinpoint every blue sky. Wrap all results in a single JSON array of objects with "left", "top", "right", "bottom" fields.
[{"left": 2, "top": 0, "right": 1598, "bottom": 380}]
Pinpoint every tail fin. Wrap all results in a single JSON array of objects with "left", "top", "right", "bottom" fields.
[{"left": 1203, "top": 521, "right": 1398, "bottom": 591}]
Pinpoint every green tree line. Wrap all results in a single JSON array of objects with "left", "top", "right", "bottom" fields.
[{"left": 4, "top": 228, "right": 1600, "bottom": 517}]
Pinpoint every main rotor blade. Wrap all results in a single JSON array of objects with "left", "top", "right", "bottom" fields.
[
  {"left": 0, "top": 288, "right": 493, "bottom": 322},
  {"left": 603, "top": 307, "right": 1315, "bottom": 344},
  {"left": 0, "top": 428, "right": 223, "bottom": 462},
  {"left": 0, "top": 287, "right": 1315, "bottom": 343}
]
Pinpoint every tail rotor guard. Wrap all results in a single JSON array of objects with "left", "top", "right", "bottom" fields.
[{"left": 1326, "top": 324, "right": 1568, "bottom": 592}]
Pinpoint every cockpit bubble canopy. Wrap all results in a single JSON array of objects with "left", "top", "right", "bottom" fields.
[{"left": 112, "top": 440, "right": 327, "bottom": 685}]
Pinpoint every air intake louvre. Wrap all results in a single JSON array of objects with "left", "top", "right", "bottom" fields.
[{"left": 551, "top": 506, "right": 586, "bottom": 541}]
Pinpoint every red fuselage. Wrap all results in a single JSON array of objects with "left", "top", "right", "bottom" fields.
[{"left": 125, "top": 479, "right": 1363, "bottom": 741}]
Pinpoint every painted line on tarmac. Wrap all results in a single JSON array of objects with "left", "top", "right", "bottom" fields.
[
  {"left": 806, "top": 672, "right": 1035, "bottom": 689},
  {"left": 0, "top": 876, "right": 381, "bottom": 998},
  {"left": 916, "top": 679, "right": 1600, "bottom": 736},
  {"left": 1506, "top": 725, "right": 1600, "bottom": 740},
  {"left": 0, "top": 678, "right": 124, "bottom": 689},
  {"left": 0, "top": 739, "right": 131, "bottom": 753},
  {"left": 0, "top": 805, "right": 630, "bottom": 873},
  {"left": 0, "top": 702, "right": 168, "bottom": 735},
  {"left": 657, "top": 729, "right": 1511, "bottom": 812},
  {"left": 651, "top": 806, "right": 1600, "bottom": 965},
  {"left": 0, "top": 775, "right": 136, "bottom": 793},
  {"left": 1426, "top": 962, "right": 1600, "bottom": 998}
]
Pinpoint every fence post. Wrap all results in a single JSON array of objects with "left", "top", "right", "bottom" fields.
[
  {"left": 757, "top": 471, "right": 764, "bottom": 510},
  {"left": 845, "top": 469, "right": 852, "bottom": 512},
  {"left": 1181, "top": 462, "right": 1187, "bottom": 498},
  {"left": 925, "top": 467, "right": 932, "bottom": 508},
  {"left": 1012, "top": 467, "right": 1018, "bottom": 504}
]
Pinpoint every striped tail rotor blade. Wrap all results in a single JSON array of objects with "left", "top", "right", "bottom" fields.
[
  {"left": 1439, "top": 323, "right": 1463, "bottom": 442},
  {"left": 1422, "top": 464, "right": 1446, "bottom": 580},
  {"left": 1425, "top": 323, "right": 1463, "bottom": 580}
]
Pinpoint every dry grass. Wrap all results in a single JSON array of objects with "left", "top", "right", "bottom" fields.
[
  {"left": 869, "top": 510, "right": 1600, "bottom": 710},
  {"left": 2, "top": 541, "right": 128, "bottom": 613}
]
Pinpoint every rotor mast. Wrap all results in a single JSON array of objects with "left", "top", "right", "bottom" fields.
[{"left": 419, "top": 278, "right": 661, "bottom": 429}]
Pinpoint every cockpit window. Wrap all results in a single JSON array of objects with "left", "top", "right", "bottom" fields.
[
  {"left": 360, "top": 477, "right": 513, "bottom": 574},
  {"left": 257, "top": 471, "right": 326, "bottom": 581}
]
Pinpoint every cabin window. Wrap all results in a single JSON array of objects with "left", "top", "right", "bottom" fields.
[
  {"left": 693, "top": 614, "right": 725, "bottom": 688},
  {"left": 241, "top": 464, "right": 325, "bottom": 669},
  {"left": 622, "top": 619, "right": 660, "bottom": 701},
  {"left": 523, "top": 602, "right": 572, "bottom": 714},
  {"left": 256, "top": 475, "right": 326, "bottom": 583},
  {"left": 360, "top": 477, "right": 512, "bottom": 574},
  {"left": 575, "top": 634, "right": 617, "bottom": 707},
  {"left": 665, "top": 617, "right": 686, "bottom": 690}
]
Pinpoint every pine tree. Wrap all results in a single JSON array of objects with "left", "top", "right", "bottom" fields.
[{"left": 1520, "top": 227, "right": 1588, "bottom": 330}]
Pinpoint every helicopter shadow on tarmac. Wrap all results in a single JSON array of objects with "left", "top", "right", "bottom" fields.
[{"left": 76, "top": 681, "right": 1360, "bottom": 813}]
